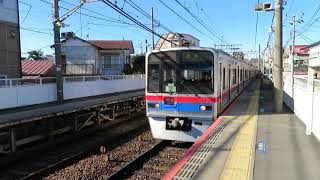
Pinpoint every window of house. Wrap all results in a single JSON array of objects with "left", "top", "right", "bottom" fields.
[
  {"left": 103, "top": 55, "right": 120, "bottom": 69},
  {"left": 0, "top": 74, "right": 7, "bottom": 86}
]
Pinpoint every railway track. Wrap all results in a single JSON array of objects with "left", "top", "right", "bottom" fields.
[
  {"left": 0, "top": 112, "right": 149, "bottom": 180},
  {"left": 106, "top": 140, "right": 192, "bottom": 180}
]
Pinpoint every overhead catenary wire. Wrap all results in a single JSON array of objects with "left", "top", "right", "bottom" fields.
[
  {"left": 157, "top": 0, "right": 219, "bottom": 44},
  {"left": 100, "top": 0, "right": 179, "bottom": 46},
  {"left": 39, "top": 0, "right": 137, "bottom": 26},
  {"left": 173, "top": 0, "right": 228, "bottom": 44},
  {"left": 125, "top": 0, "right": 174, "bottom": 33}
]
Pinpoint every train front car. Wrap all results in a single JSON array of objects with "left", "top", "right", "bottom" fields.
[{"left": 145, "top": 48, "right": 216, "bottom": 142}]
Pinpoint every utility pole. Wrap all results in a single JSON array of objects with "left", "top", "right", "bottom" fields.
[
  {"left": 259, "top": 44, "right": 261, "bottom": 73},
  {"left": 273, "top": 0, "right": 283, "bottom": 112},
  {"left": 145, "top": 39, "right": 148, "bottom": 53},
  {"left": 53, "top": 0, "right": 64, "bottom": 102},
  {"left": 151, "top": 7, "right": 155, "bottom": 50},
  {"left": 291, "top": 14, "right": 296, "bottom": 100}
]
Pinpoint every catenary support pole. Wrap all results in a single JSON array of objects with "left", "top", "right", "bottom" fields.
[
  {"left": 53, "top": 0, "right": 64, "bottom": 102},
  {"left": 151, "top": 7, "right": 155, "bottom": 50}
]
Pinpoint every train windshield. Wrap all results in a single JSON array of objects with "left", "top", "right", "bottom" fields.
[{"left": 147, "top": 50, "right": 213, "bottom": 94}]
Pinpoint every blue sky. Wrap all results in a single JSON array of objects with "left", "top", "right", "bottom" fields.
[{"left": 18, "top": 0, "right": 317, "bottom": 57}]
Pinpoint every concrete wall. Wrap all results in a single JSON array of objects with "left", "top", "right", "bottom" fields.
[
  {"left": 64, "top": 78, "right": 144, "bottom": 100},
  {"left": 0, "top": 75, "right": 145, "bottom": 110},
  {"left": 283, "top": 76, "right": 320, "bottom": 141},
  {"left": 0, "top": 83, "right": 56, "bottom": 109}
]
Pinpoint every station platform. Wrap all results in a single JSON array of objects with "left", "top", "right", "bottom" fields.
[
  {"left": 0, "top": 89, "right": 144, "bottom": 128},
  {"left": 163, "top": 79, "right": 320, "bottom": 180}
]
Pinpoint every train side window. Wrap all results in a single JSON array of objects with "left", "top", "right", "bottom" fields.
[
  {"left": 232, "top": 69, "right": 236, "bottom": 85},
  {"left": 223, "top": 68, "right": 226, "bottom": 90},
  {"left": 240, "top": 69, "right": 243, "bottom": 81}
]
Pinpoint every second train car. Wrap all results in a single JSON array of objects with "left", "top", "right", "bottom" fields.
[{"left": 145, "top": 47, "right": 257, "bottom": 142}]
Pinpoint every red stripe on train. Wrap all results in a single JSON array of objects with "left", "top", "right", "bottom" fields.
[{"left": 145, "top": 95, "right": 220, "bottom": 103}]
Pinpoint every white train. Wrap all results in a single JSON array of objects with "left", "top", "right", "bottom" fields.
[{"left": 145, "top": 47, "right": 258, "bottom": 142}]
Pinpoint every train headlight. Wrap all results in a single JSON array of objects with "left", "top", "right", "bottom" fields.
[
  {"left": 148, "top": 103, "right": 160, "bottom": 108},
  {"left": 200, "top": 105, "right": 206, "bottom": 111},
  {"left": 200, "top": 105, "right": 212, "bottom": 111}
]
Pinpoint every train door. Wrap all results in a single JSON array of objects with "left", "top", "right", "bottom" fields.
[
  {"left": 219, "top": 63, "right": 223, "bottom": 112},
  {"left": 228, "top": 65, "right": 231, "bottom": 103},
  {"left": 238, "top": 66, "right": 240, "bottom": 93}
]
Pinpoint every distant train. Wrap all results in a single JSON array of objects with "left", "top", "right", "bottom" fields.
[{"left": 145, "top": 47, "right": 258, "bottom": 142}]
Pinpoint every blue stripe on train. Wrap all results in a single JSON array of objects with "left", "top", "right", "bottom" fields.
[{"left": 147, "top": 102, "right": 214, "bottom": 112}]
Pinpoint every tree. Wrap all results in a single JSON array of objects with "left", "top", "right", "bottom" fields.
[
  {"left": 27, "top": 50, "right": 44, "bottom": 60},
  {"left": 131, "top": 54, "right": 145, "bottom": 74}
]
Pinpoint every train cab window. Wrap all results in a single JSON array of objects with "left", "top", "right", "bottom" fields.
[
  {"left": 232, "top": 69, "right": 236, "bottom": 85},
  {"left": 147, "top": 63, "right": 161, "bottom": 92},
  {"left": 163, "top": 63, "right": 177, "bottom": 94}
]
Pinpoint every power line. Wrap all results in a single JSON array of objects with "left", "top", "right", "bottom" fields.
[
  {"left": 263, "top": 12, "right": 275, "bottom": 53},
  {"left": 100, "top": 0, "right": 179, "bottom": 46},
  {"left": 19, "top": 1, "right": 32, "bottom": 24},
  {"left": 157, "top": 0, "right": 219, "bottom": 44},
  {"left": 20, "top": 27, "right": 53, "bottom": 35},
  {"left": 298, "top": 3, "right": 320, "bottom": 32},
  {"left": 39, "top": 0, "right": 137, "bottom": 26},
  {"left": 59, "top": 0, "right": 120, "bottom": 22},
  {"left": 173, "top": 0, "right": 228, "bottom": 44},
  {"left": 125, "top": 0, "right": 174, "bottom": 33}
]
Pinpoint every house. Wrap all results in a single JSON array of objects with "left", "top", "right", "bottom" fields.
[
  {"left": 155, "top": 33, "right": 200, "bottom": 49},
  {"left": 283, "top": 45, "right": 309, "bottom": 74},
  {"left": 60, "top": 34, "right": 134, "bottom": 75},
  {"left": 0, "top": 0, "right": 21, "bottom": 79},
  {"left": 21, "top": 60, "right": 55, "bottom": 78},
  {"left": 304, "top": 41, "right": 320, "bottom": 79}
]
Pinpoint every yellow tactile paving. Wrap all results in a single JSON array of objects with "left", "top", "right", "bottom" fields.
[{"left": 220, "top": 82, "right": 260, "bottom": 180}]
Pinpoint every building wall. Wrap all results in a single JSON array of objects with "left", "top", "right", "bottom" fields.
[
  {"left": 61, "top": 38, "right": 99, "bottom": 75},
  {"left": 0, "top": 0, "right": 19, "bottom": 23},
  {"left": 61, "top": 38, "right": 130, "bottom": 75},
  {"left": 0, "top": 0, "right": 21, "bottom": 78},
  {"left": 309, "top": 45, "right": 320, "bottom": 67},
  {"left": 155, "top": 33, "right": 200, "bottom": 49}
]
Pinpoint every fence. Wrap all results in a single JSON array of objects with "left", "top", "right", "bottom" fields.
[
  {"left": 283, "top": 76, "right": 320, "bottom": 140},
  {"left": 0, "top": 75, "right": 145, "bottom": 110}
]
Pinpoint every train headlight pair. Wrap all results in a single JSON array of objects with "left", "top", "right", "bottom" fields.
[
  {"left": 148, "top": 103, "right": 160, "bottom": 108},
  {"left": 200, "top": 105, "right": 212, "bottom": 111}
]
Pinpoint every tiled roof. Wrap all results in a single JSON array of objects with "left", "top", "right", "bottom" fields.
[
  {"left": 289, "top": 45, "right": 309, "bottom": 55},
  {"left": 21, "top": 60, "right": 54, "bottom": 76},
  {"left": 88, "top": 40, "right": 133, "bottom": 50}
]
